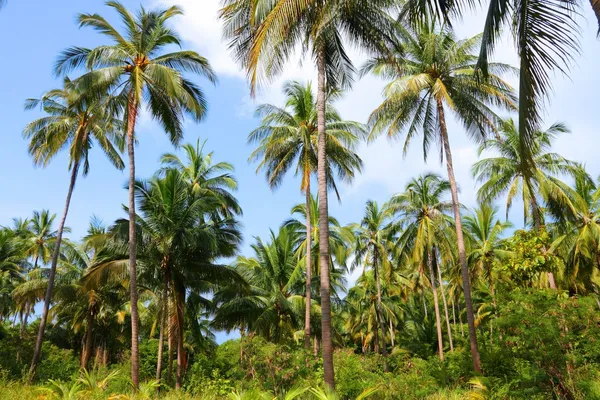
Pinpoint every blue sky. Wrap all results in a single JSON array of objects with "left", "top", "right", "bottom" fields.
[{"left": 0, "top": 1, "right": 599, "bottom": 340}]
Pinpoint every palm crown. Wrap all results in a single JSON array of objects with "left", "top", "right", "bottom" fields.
[
  {"left": 367, "top": 21, "right": 516, "bottom": 153},
  {"left": 56, "top": 1, "right": 216, "bottom": 141},
  {"left": 249, "top": 81, "right": 364, "bottom": 199},
  {"left": 24, "top": 78, "right": 125, "bottom": 175},
  {"left": 472, "top": 118, "right": 580, "bottom": 226}
]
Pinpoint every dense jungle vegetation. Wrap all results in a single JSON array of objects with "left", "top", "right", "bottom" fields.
[{"left": 1, "top": 0, "right": 600, "bottom": 398}]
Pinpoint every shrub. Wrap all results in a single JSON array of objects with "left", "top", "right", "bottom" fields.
[{"left": 36, "top": 343, "right": 79, "bottom": 383}]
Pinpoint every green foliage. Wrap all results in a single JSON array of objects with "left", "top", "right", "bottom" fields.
[
  {"left": 498, "top": 229, "right": 560, "bottom": 286},
  {"left": 36, "top": 343, "right": 79, "bottom": 383}
]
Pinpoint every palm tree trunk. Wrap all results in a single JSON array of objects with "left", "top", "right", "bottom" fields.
[
  {"left": 175, "top": 289, "right": 186, "bottom": 389},
  {"left": 389, "top": 319, "right": 395, "bottom": 349},
  {"left": 428, "top": 251, "right": 444, "bottom": 361},
  {"left": 81, "top": 310, "right": 94, "bottom": 369},
  {"left": 29, "top": 158, "right": 81, "bottom": 380},
  {"left": 373, "top": 250, "right": 388, "bottom": 371},
  {"left": 527, "top": 179, "right": 557, "bottom": 289},
  {"left": 451, "top": 298, "right": 457, "bottom": 336},
  {"left": 156, "top": 272, "right": 168, "bottom": 385},
  {"left": 126, "top": 94, "right": 140, "bottom": 389},
  {"left": 437, "top": 99, "right": 481, "bottom": 372},
  {"left": 167, "top": 293, "right": 174, "bottom": 385},
  {"left": 167, "top": 332, "right": 174, "bottom": 384},
  {"left": 304, "top": 184, "right": 312, "bottom": 350},
  {"left": 316, "top": 46, "right": 335, "bottom": 389},
  {"left": 434, "top": 251, "right": 453, "bottom": 351}
]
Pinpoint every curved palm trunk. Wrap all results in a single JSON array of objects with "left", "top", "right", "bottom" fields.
[
  {"left": 127, "top": 95, "right": 141, "bottom": 388},
  {"left": 434, "top": 250, "right": 454, "bottom": 351},
  {"left": 428, "top": 251, "right": 444, "bottom": 360},
  {"left": 304, "top": 184, "right": 312, "bottom": 350},
  {"left": 373, "top": 250, "right": 388, "bottom": 371},
  {"left": 29, "top": 158, "right": 81, "bottom": 379},
  {"left": 316, "top": 48, "right": 335, "bottom": 389},
  {"left": 437, "top": 99, "right": 481, "bottom": 372}
]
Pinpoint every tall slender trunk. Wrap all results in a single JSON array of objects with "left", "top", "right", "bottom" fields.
[
  {"left": 437, "top": 99, "right": 481, "bottom": 372},
  {"left": 316, "top": 47, "right": 334, "bottom": 389},
  {"left": 156, "top": 271, "right": 168, "bottom": 386},
  {"left": 127, "top": 94, "right": 140, "bottom": 388},
  {"left": 434, "top": 250, "right": 453, "bottom": 351},
  {"left": 175, "top": 289, "right": 186, "bottom": 389},
  {"left": 428, "top": 251, "right": 444, "bottom": 361},
  {"left": 167, "top": 293, "right": 174, "bottom": 385},
  {"left": 81, "top": 309, "right": 94, "bottom": 369},
  {"left": 373, "top": 250, "right": 388, "bottom": 371},
  {"left": 29, "top": 158, "right": 81, "bottom": 379},
  {"left": 528, "top": 189, "right": 558, "bottom": 289},
  {"left": 167, "top": 333, "right": 174, "bottom": 384},
  {"left": 389, "top": 319, "right": 395, "bottom": 349},
  {"left": 304, "top": 184, "right": 312, "bottom": 350},
  {"left": 451, "top": 298, "right": 457, "bottom": 336},
  {"left": 423, "top": 292, "right": 428, "bottom": 318},
  {"left": 240, "top": 327, "right": 245, "bottom": 364}
]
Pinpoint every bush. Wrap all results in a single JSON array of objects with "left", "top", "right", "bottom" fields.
[{"left": 36, "top": 343, "right": 79, "bottom": 382}]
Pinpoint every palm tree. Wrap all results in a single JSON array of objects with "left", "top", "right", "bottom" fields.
[
  {"left": 473, "top": 119, "right": 578, "bottom": 227},
  {"left": 220, "top": 0, "right": 394, "bottom": 386},
  {"left": 249, "top": 81, "right": 363, "bottom": 349},
  {"left": 342, "top": 271, "right": 401, "bottom": 355},
  {"left": 350, "top": 201, "right": 395, "bottom": 369},
  {"left": 472, "top": 118, "right": 579, "bottom": 289},
  {"left": 56, "top": 2, "right": 216, "bottom": 386},
  {"left": 475, "top": 0, "right": 598, "bottom": 173},
  {"left": 549, "top": 174, "right": 600, "bottom": 292},
  {"left": 390, "top": 174, "right": 454, "bottom": 360},
  {"left": 87, "top": 169, "right": 242, "bottom": 388},
  {"left": 463, "top": 203, "right": 512, "bottom": 309},
  {"left": 367, "top": 22, "right": 516, "bottom": 372},
  {"left": 160, "top": 139, "right": 242, "bottom": 217},
  {"left": 0, "top": 229, "right": 26, "bottom": 321},
  {"left": 25, "top": 78, "right": 125, "bottom": 378},
  {"left": 23, "top": 210, "right": 58, "bottom": 270},
  {"left": 213, "top": 227, "right": 305, "bottom": 343},
  {"left": 400, "top": 0, "right": 599, "bottom": 175}
]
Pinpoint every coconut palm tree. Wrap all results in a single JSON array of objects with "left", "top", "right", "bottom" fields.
[
  {"left": 0, "top": 229, "right": 26, "bottom": 321},
  {"left": 87, "top": 169, "right": 242, "bottom": 388},
  {"left": 342, "top": 271, "right": 401, "bottom": 355},
  {"left": 220, "top": 0, "right": 394, "bottom": 386},
  {"left": 24, "top": 79, "right": 125, "bottom": 378},
  {"left": 23, "top": 210, "right": 58, "bottom": 271},
  {"left": 475, "top": 0, "right": 598, "bottom": 173},
  {"left": 389, "top": 174, "right": 454, "bottom": 360},
  {"left": 473, "top": 119, "right": 579, "bottom": 226},
  {"left": 549, "top": 174, "right": 600, "bottom": 292},
  {"left": 250, "top": 81, "right": 363, "bottom": 349},
  {"left": 350, "top": 201, "right": 395, "bottom": 369},
  {"left": 400, "top": 0, "right": 599, "bottom": 176},
  {"left": 160, "top": 139, "right": 242, "bottom": 217},
  {"left": 472, "top": 118, "right": 579, "bottom": 289},
  {"left": 367, "top": 21, "right": 516, "bottom": 372},
  {"left": 213, "top": 227, "right": 306, "bottom": 343},
  {"left": 55, "top": 2, "right": 216, "bottom": 386},
  {"left": 463, "top": 203, "right": 512, "bottom": 308}
]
